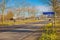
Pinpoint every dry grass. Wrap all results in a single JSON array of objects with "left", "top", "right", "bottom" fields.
[{"left": 0, "top": 19, "right": 42, "bottom": 26}]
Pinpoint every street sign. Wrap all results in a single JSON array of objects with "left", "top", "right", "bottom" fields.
[
  {"left": 43, "top": 12, "right": 55, "bottom": 17},
  {"left": 43, "top": 12, "right": 55, "bottom": 15}
]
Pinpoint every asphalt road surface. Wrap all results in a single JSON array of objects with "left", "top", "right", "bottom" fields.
[
  {"left": 0, "top": 21, "right": 49, "bottom": 30},
  {"left": 0, "top": 32, "right": 42, "bottom": 40},
  {"left": 0, "top": 21, "right": 49, "bottom": 40},
  {"left": 0, "top": 20, "right": 59, "bottom": 40}
]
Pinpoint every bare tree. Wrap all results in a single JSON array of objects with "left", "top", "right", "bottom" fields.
[
  {"left": 47, "top": 0, "right": 60, "bottom": 16},
  {"left": 15, "top": 0, "right": 32, "bottom": 19},
  {"left": 1, "top": 0, "right": 5, "bottom": 23},
  {"left": 0, "top": 0, "right": 10, "bottom": 23}
]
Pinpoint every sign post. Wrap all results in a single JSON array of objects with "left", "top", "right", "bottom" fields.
[{"left": 39, "top": 12, "right": 57, "bottom": 40}]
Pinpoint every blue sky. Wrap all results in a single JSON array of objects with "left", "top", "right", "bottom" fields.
[
  {"left": 0, "top": 0, "right": 53, "bottom": 16},
  {"left": 0, "top": 0, "right": 51, "bottom": 8}
]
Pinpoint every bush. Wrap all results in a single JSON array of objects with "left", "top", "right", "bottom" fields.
[{"left": 38, "top": 23, "right": 57, "bottom": 40}]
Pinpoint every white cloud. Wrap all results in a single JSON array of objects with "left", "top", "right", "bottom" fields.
[{"left": 35, "top": 6, "right": 53, "bottom": 12}]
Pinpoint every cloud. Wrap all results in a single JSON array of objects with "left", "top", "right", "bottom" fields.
[{"left": 35, "top": 6, "right": 53, "bottom": 12}]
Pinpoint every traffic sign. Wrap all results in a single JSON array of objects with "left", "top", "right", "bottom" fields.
[
  {"left": 43, "top": 12, "right": 55, "bottom": 15},
  {"left": 43, "top": 12, "right": 55, "bottom": 17}
]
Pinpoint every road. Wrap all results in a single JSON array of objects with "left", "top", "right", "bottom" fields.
[
  {"left": 0, "top": 21, "right": 49, "bottom": 30},
  {"left": 0, "top": 20, "right": 59, "bottom": 40},
  {"left": 0, "top": 32, "right": 42, "bottom": 40},
  {"left": 0, "top": 21, "right": 49, "bottom": 40}
]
